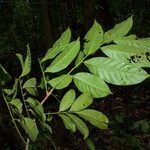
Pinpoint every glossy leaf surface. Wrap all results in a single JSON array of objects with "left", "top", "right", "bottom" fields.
[
  {"left": 103, "top": 16, "right": 133, "bottom": 43},
  {"left": 83, "top": 20, "right": 103, "bottom": 55},
  {"left": 41, "top": 28, "right": 71, "bottom": 62},
  {"left": 68, "top": 114, "right": 89, "bottom": 139},
  {"left": 48, "top": 74, "right": 72, "bottom": 89},
  {"left": 101, "top": 45, "right": 150, "bottom": 68},
  {"left": 76, "top": 109, "right": 109, "bottom": 129},
  {"left": 59, "top": 114, "right": 76, "bottom": 132},
  {"left": 73, "top": 72, "right": 112, "bottom": 98},
  {"left": 70, "top": 93, "right": 93, "bottom": 111},
  {"left": 85, "top": 57, "right": 149, "bottom": 85},
  {"left": 59, "top": 89, "right": 76, "bottom": 111},
  {"left": 45, "top": 39, "right": 80, "bottom": 73}
]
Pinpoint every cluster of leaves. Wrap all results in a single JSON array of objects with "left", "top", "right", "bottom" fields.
[{"left": 0, "top": 16, "right": 150, "bottom": 149}]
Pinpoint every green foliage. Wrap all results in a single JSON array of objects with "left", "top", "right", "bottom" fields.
[
  {"left": 0, "top": 64, "right": 11, "bottom": 86},
  {"left": 20, "top": 117, "right": 39, "bottom": 142},
  {"left": 85, "top": 57, "right": 149, "bottom": 85},
  {"left": 59, "top": 114, "right": 76, "bottom": 132},
  {"left": 73, "top": 72, "right": 112, "bottom": 98},
  {"left": 20, "top": 45, "right": 31, "bottom": 77},
  {"left": 41, "top": 28, "right": 71, "bottom": 62},
  {"left": 10, "top": 99, "right": 23, "bottom": 114},
  {"left": 103, "top": 16, "right": 133, "bottom": 43},
  {"left": 83, "top": 20, "right": 103, "bottom": 55},
  {"left": 59, "top": 89, "right": 76, "bottom": 111},
  {"left": 68, "top": 114, "right": 89, "bottom": 139},
  {"left": 0, "top": 16, "right": 150, "bottom": 149},
  {"left": 45, "top": 39, "right": 80, "bottom": 73},
  {"left": 70, "top": 93, "right": 93, "bottom": 111},
  {"left": 48, "top": 74, "right": 72, "bottom": 89}
]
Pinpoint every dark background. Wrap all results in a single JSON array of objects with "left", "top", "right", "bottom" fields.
[{"left": 0, "top": 0, "right": 150, "bottom": 149}]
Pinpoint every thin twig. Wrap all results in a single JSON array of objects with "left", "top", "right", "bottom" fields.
[
  {"left": 38, "top": 58, "right": 48, "bottom": 95},
  {"left": 40, "top": 55, "right": 88, "bottom": 105},
  {"left": 45, "top": 134, "right": 57, "bottom": 150},
  {"left": 25, "top": 138, "right": 30, "bottom": 150},
  {"left": 2, "top": 93, "right": 26, "bottom": 144},
  {"left": 41, "top": 88, "right": 54, "bottom": 105}
]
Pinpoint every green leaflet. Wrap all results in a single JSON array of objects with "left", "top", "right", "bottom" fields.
[
  {"left": 41, "top": 28, "right": 71, "bottom": 62},
  {"left": 85, "top": 57, "right": 150, "bottom": 85},
  {"left": 75, "top": 51, "right": 85, "bottom": 67},
  {"left": 114, "top": 35, "right": 137, "bottom": 42},
  {"left": 26, "top": 98, "right": 46, "bottom": 122},
  {"left": 103, "top": 16, "right": 133, "bottom": 43},
  {"left": 83, "top": 20, "right": 103, "bottom": 55},
  {"left": 26, "top": 88, "right": 37, "bottom": 96},
  {"left": 85, "top": 137, "right": 95, "bottom": 150},
  {"left": 76, "top": 109, "right": 109, "bottom": 129},
  {"left": 21, "top": 117, "right": 39, "bottom": 142},
  {"left": 59, "top": 89, "right": 76, "bottom": 111},
  {"left": 4, "top": 78, "right": 18, "bottom": 96},
  {"left": 0, "top": 64, "right": 11, "bottom": 85},
  {"left": 41, "top": 122, "right": 53, "bottom": 134},
  {"left": 73, "top": 72, "right": 112, "bottom": 98},
  {"left": 38, "top": 76, "right": 49, "bottom": 89},
  {"left": 23, "top": 78, "right": 37, "bottom": 96},
  {"left": 70, "top": 93, "right": 93, "bottom": 111},
  {"left": 59, "top": 114, "right": 76, "bottom": 132},
  {"left": 16, "top": 53, "right": 24, "bottom": 70},
  {"left": 68, "top": 114, "right": 89, "bottom": 139},
  {"left": 10, "top": 99, "right": 23, "bottom": 114},
  {"left": 45, "top": 39, "right": 80, "bottom": 73},
  {"left": 20, "top": 45, "right": 31, "bottom": 77},
  {"left": 101, "top": 45, "right": 150, "bottom": 68},
  {"left": 48, "top": 74, "right": 72, "bottom": 89},
  {"left": 114, "top": 38, "right": 150, "bottom": 50},
  {"left": 23, "top": 78, "right": 36, "bottom": 88}
]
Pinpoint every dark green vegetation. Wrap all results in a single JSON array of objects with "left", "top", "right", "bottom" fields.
[{"left": 0, "top": 0, "right": 150, "bottom": 150}]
